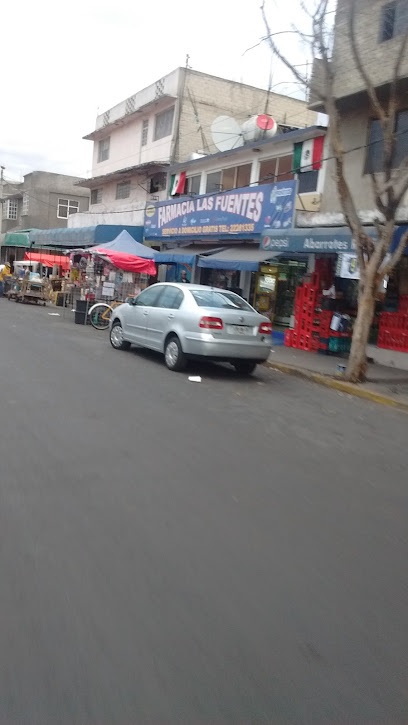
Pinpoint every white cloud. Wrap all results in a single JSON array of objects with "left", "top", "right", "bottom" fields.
[{"left": 0, "top": 0, "right": 318, "bottom": 179}]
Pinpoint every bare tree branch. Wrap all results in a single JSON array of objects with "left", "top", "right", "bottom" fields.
[{"left": 382, "top": 229, "right": 408, "bottom": 277}]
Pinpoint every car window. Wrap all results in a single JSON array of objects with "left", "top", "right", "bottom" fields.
[
  {"left": 191, "top": 290, "right": 254, "bottom": 311},
  {"left": 157, "top": 286, "right": 184, "bottom": 310},
  {"left": 136, "top": 286, "right": 162, "bottom": 307}
]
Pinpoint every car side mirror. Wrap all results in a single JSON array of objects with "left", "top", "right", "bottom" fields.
[{"left": 127, "top": 297, "right": 138, "bottom": 306}]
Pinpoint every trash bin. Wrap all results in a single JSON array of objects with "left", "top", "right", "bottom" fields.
[{"left": 75, "top": 299, "right": 90, "bottom": 325}]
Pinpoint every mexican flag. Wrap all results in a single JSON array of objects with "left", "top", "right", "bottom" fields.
[
  {"left": 170, "top": 171, "right": 186, "bottom": 196},
  {"left": 292, "top": 136, "right": 325, "bottom": 173}
]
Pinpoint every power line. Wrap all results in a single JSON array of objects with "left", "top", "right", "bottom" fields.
[{"left": 6, "top": 126, "right": 408, "bottom": 219}]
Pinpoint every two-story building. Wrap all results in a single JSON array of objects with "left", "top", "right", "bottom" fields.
[
  {"left": 69, "top": 67, "right": 318, "bottom": 229},
  {"left": 1, "top": 171, "right": 90, "bottom": 263},
  {"left": 143, "top": 123, "right": 327, "bottom": 325}
]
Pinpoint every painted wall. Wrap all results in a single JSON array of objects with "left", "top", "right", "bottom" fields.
[
  {"left": 68, "top": 173, "right": 167, "bottom": 228},
  {"left": 91, "top": 98, "right": 176, "bottom": 176}
]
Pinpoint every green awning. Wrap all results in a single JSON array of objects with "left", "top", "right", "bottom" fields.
[{"left": 4, "top": 231, "right": 31, "bottom": 247}]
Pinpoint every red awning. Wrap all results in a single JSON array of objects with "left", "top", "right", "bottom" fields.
[
  {"left": 24, "top": 252, "right": 70, "bottom": 271},
  {"left": 92, "top": 248, "right": 156, "bottom": 275}
]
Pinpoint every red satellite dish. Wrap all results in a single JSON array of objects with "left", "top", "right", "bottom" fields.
[{"left": 256, "top": 115, "right": 275, "bottom": 131}]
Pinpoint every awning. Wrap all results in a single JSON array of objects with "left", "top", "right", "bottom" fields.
[
  {"left": 91, "top": 249, "right": 156, "bottom": 275},
  {"left": 157, "top": 244, "right": 222, "bottom": 265},
  {"left": 24, "top": 252, "right": 70, "bottom": 271},
  {"left": 4, "top": 231, "right": 31, "bottom": 248},
  {"left": 29, "top": 225, "right": 144, "bottom": 249},
  {"left": 197, "top": 244, "right": 280, "bottom": 271},
  {"left": 87, "top": 230, "right": 156, "bottom": 258}
]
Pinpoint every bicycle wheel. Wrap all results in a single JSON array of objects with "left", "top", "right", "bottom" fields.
[{"left": 88, "top": 303, "right": 112, "bottom": 330}]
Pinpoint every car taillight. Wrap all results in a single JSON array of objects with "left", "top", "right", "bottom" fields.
[
  {"left": 199, "top": 316, "right": 224, "bottom": 330},
  {"left": 259, "top": 322, "right": 272, "bottom": 334}
]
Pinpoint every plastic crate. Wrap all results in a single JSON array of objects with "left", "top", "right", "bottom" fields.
[
  {"left": 284, "top": 329, "right": 293, "bottom": 347},
  {"left": 329, "top": 336, "right": 351, "bottom": 354}
]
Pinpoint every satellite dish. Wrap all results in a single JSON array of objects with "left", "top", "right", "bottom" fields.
[
  {"left": 211, "top": 116, "right": 244, "bottom": 152},
  {"left": 242, "top": 115, "right": 278, "bottom": 143}
]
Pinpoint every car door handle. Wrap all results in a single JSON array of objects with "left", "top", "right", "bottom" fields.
[
  {"left": 143, "top": 311, "right": 148, "bottom": 316},
  {"left": 168, "top": 313, "right": 175, "bottom": 319}
]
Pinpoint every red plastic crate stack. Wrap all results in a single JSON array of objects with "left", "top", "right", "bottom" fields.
[
  {"left": 378, "top": 300, "right": 408, "bottom": 352},
  {"left": 284, "top": 273, "right": 320, "bottom": 352}
]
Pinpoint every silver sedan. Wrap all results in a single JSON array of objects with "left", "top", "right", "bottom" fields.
[{"left": 109, "top": 283, "right": 272, "bottom": 373}]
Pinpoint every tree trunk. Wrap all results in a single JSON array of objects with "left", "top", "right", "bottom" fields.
[{"left": 345, "top": 282, "right": 376, "bottom": 383}]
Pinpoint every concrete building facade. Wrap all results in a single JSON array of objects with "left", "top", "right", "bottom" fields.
[
  {"left": 307, "top": 0, "right": 408, "bottom": 225},
  {"left": 72, "top": 68, "right": 318, "bottom": 228},
  {"left": 1, "top": 171, "right": 90, "bottom": 238}
]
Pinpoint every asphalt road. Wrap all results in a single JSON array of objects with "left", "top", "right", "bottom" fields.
[{"left": 0, "top": 300, "right": 407, "bottom": 724}]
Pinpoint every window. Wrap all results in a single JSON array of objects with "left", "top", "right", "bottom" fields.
[
  {"left": 394, "top": 109, "right": 408, "bottom": 166},
  {"left": 90, "top": 188, "right": 103, "bottom": 205},
  {"left": 191, "top": 290, "right": 254, "bottom": 311},
  {"left": 22, "top": 192, "right": 29, "bottom": 215},
  {"left": 116, "top": 181, "right": 130, "bottom": 200},
  {"left": 97, "top": 136, "right": 110, "bottom": 163},
  {"left": 206, "top": 171, "right": 222, "bottom": 193},
  {"left": 365, "top": 110, "right": 408, "bottom": 173},
  {"left": 380, "top": 0, "right": 408, "bottom": 41},
  {"left": 276, "top": 155, "right": 295, "bottom": 182},
  {"left": 259, "top": 158, "right": 278, "bottom": 183},
  {"left": 57, "top": 199, "right": 79, "bottom": 219},
  {"left": 2, "top": 199, "right": 18, "bottom": 220},
  {"left": 135, "top": 286, "right": 162, "bottom": 307},
  {"left": 154, "top": 107, "right": 175, "bottom": 141},
  {"left": 260, "top": 155, "right": 316, "bottom": 190},
  {"left": 149, "top": 173, "right": 166, "bottom": 194},
  {"left": 186, "top": 175, "right": 201, "bottom": 195},
  {"left": 157, "top": 286, "right": 184, "bottom": 309},
  {"left": 236, "top": 164, "right": 251, "bottom": 188},
  {"left": 222, "top": 167, "right": 236, "bottom": 191},
  {"left": 298, "top": 170, "right": 319, "bottom": 194},
  {"left": 142, "top": 119, "right": 149, "bottom": 146}
]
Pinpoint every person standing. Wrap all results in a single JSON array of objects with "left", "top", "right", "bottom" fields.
[{"left": 179, "top": 270, "right": 190, "bottom": 284}]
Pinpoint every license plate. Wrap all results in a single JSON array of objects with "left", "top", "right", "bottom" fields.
[{"left": 227, "top": 325, "right": 252, "bottom": 335}]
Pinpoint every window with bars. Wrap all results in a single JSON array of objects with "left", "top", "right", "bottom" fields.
[
  {"left": 142, "top": 119, "right": 149, "bottom": 146},
  {"left": 2, "top": 199, "right": 18, "bottom": 220},
  {"left": 97, "top": 136, "right": 110, "bottom": 162},
  {"left": 22, "top": 192, "right": 29, "bottom": 215},
  {"left": 90, "top": 188, "right": 103, "bottom": 205},
  {"left": 380, "top": 0, "right": 408, "bottom": 41},
  {"left": 116, "top": 181, "right": 131, "bottom": 200},
  {"left": 154, "top": 107, "right": 175, "bottom": 141},
  {"left": 365, "top": 110, "right": 408, "bottom": 173},
  {"left": 57, "top": 199, "right": 79, "bottom": 219}
]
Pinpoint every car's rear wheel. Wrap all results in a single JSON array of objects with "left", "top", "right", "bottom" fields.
[
  {"left": 110, "top": 320, "right": 131, "bottom": 351},
  {"left": 164, "top": 335, "right": 186, "bottom": 372},
  {"left": 233, "top": 361, "right": 257, "bottom": 375}
]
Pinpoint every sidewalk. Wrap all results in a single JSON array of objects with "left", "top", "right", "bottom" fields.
[{"left": 267, "top": 345, "right": 408, "bottom": 410}]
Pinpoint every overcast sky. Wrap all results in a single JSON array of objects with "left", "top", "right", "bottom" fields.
[{"left": 0, "top": 0, "right": 318, "bottom": 182}]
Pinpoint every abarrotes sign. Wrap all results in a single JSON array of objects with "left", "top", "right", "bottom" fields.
[{"left": 260, "top": 227, "right": 357, "bottom": 253}]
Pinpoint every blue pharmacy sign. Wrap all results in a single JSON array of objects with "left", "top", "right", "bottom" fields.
[{"left": 144, "top": 181, "right": 297, "bottom": 240}]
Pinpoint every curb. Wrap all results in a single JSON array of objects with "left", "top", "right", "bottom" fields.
[{"left": 266, "top": 361, "right": 408, "bottom": 412}]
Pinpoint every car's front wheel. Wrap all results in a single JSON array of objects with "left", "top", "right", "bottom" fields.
[
  {"left": 110, "top": 320, "right": 131, "bottom": 351},
  {"left": 164, "top": 335, "right": 186, "bottom": 372},
  {"left": 233, "top": 361, "right": 257, "bottom": 375}
]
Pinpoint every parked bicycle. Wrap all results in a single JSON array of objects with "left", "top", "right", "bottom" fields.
[{"left": 88, "top": 298, "right": 134, "bottom": 330}]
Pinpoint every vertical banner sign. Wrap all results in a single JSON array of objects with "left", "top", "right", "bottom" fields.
[{"left": 144, "top": 181, "right": 297, "bottom": 238}]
